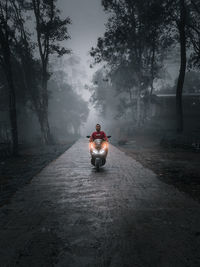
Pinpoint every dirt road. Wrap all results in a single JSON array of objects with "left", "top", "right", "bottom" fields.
[{"left": 0, "top": 139, "right": 200, "bottom": 266}]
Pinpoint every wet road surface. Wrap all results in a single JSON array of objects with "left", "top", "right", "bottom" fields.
[{"left": 0, "top": 139, "right": 200, "bottom": 267}]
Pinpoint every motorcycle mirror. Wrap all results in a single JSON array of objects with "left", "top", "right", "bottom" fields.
[
  {"left": 86, "top": 136, "right": 90, "bottom": 138},
  {"left": 107, "top": 136, "right": 111, "bottom": 138}
]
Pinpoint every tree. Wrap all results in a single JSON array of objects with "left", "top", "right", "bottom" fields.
[
  {"left": 31, "top": 0, "right": 71, "bottom": 144},
  {"left": 188, "top": 0, "right": 200, "bottom": 69},
  {"left": 174, "top": 0, "right": 187, "bottom": 132},
  {"left": 90, "top": 68, "right": 116, "bottom": 117},
  {"left": 92, "top": 0, "right": 198, "bottom": 132},
  {"left": 48, "top": 70, "right": 89, "bottom": 140},
  {"left": 91, "top": 0, "right": 167, "bottom": 126},
  {"left": 11, "top": 0, "right": 47, "bottom": 140},
  {"left": 0, "top": 0, "right": 19, "bottom": 155}
]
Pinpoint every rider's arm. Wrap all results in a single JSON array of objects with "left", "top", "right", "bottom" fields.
[
  {"left": 89, "top": 133, "right": 94, "bottom": 142},
  {"left": 102, "top": 131, "right": 108, "bottom": 142}
]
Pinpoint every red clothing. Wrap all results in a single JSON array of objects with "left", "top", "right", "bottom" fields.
[{"left": 90, "top": 131, "right": 108, "bottom": 142}]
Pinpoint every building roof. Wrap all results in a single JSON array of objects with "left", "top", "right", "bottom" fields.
[{"left": 156, "top": 93, "right": 200, "bottom": 97}]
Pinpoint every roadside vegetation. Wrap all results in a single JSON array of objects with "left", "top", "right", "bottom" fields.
[
  {"left": 90, "top": 0, "right": 200, "bottom": 141},
  {"left": 0, "top": 0, "right": 89, "bottom": 156}
]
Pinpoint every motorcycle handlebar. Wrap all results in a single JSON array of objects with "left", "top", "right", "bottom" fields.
[{"left": 86, "top": 135, "right": 111, "bottom": 138}]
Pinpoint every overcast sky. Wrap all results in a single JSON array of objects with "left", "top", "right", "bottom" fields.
[
  {"left": 58, "top": 0, "right": 107, "bottom": 82},
  {"left": 57, "top": 0, "right": 108, "bottom": 133}
]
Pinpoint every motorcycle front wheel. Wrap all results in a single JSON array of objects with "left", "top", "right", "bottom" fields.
[
  {"left": 96, "top": 163, "right": 100, "bottom": 172},
  {"left": 95, "top": 158, "right": 101, "bottom": 172}
]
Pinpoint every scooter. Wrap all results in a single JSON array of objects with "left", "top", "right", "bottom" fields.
[{"left": 86, "top": 136, "right": 111, "bottom": 171}]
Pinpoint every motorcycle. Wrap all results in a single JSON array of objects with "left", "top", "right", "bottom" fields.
[{"left": 86, "top": 136, "right": 111, "bottom": 171}]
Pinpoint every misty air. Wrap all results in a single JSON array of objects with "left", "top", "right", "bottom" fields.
[{"left": 0, "top": 0, "right": 200, "bottom": 266}]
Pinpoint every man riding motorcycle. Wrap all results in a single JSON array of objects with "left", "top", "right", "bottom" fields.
[
  {"left": 89, "top": 124, "right": 109, "bottom": 169},
  {"left": 89, "top": 124, "right": 108, "bottom": 142}
]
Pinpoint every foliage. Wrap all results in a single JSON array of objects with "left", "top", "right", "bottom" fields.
[
  {"left": 0, "top": 0, "right": 88, "bottom": 146},
  {"left": 90, "top": 0, "right": 200, "bottom": 132},
  {"left": 90, "top": 0, "right": 172, "bottom": 124},
  {"left": 188, "top": 0, "right": 200, "bottom": 69},
  {"left": 49, "top": 70, "right": 89, "bottom": 138}
]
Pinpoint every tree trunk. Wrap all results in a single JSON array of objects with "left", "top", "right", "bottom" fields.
[
  {"left": 19, "top": 51, "right": 50, "bottom": 144},
  {"left": 136, "top": 89, "right": 141, "bottom": 127},
  {"left": 0, "top": 24, "right": 19, "bottom": 155},
  {"left": 40, "top": 75, "right": 51, "bottom": 144},
  {"left": 41, "top": 113, "right": 51, "bottom": 144},
  {"left": 6, "top": 66, "right": 19, "bottom": 155},
  {"left": 38, "top": 107, "right": 51, "bottom": 144},
  {"left": 2, "top": 46, "right": 19, "bottom": 155},
  {"left": 176, "top": 0, "right": 186, "bottom": 133}
]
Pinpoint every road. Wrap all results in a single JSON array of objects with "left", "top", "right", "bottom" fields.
[{"left": 0, "top": 139, "right": 200, "bottom": 267}]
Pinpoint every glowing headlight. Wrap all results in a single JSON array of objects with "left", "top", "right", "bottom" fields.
[
  {"left": 92, "top": 149, "right": 98, "bottom": 154},
  {"left": 102, "top": 143, "right": 108, "bottom": 150},
  {"left": 99, "top": 149, "right": 106, "bottom": 154},
  {"left": 89, "top": 142, "right": 95, "bottom": 149}
]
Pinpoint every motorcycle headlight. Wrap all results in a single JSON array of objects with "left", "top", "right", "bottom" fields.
[
  {"left": 102, "top": 143, "right": 108, "bottom": 150},
  {"left": 92, "top": 149, "right": 98, "bottom": 154},
  {"left": 89, "top": 142, "right": 95, "bottom": 149},
  {"left": 99, "top": 149, "right": 106, "bottom": 154}
]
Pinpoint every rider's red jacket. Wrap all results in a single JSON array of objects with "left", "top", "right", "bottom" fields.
[{"left": 90, "top": 131, "right": 108, "bottom": 142}]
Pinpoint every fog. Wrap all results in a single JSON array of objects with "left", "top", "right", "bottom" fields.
[
  {"left": 1, "top": 2, "right": 200, "bottom": 265},
  {"left": 1, "top": 0, "right": 200, "bottom": 153},
  {"left": 57, "top": 0, "right": 109, "bottom": 136}
]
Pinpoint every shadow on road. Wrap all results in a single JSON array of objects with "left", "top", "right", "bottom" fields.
[{"left": 90, "top": 166, "right": 108, "bottom": 174}]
